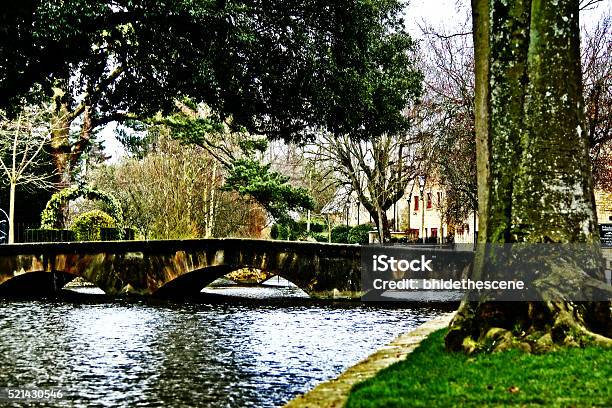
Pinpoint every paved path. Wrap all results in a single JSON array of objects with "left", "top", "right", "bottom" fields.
[{"left": 284, "top": 312, "right": 455, "bottom": 408}]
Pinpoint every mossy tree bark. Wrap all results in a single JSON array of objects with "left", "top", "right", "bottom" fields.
[{"left": 446, "top": 0, "right": 612, "bottom": 353}]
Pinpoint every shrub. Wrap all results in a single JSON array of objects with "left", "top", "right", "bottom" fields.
[
  {"left": 270, "top": 218, "right": 329, "bottom": 241},
  {"left": 312, "top": 233, "right": 328, "bottom": 242},
  {"left": 270, "top": 223, "right": 280, "bottom": 239},
  {"left": 71, "top": 210, "right": 117, "bottom": 241},
  {"left": 348, "top": 224, "right": 373, "bottom": 244},
  {"left": 297, "top": 219, "right": 325, "bottom": 233},
  {"left": 331, "top": 225, "right": 352, "bottom": 243},
  {"left": 270, "top": 222, "right": 294, "bottom": 240},
  {"left": 41, "top": 186, "right": 123, "bottom": 229},
  {"left": 276, "top": 223, "right": 291, "bottom": 240}
]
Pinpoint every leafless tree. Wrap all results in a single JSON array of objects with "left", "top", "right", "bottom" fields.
[
  {"left": 583, "top": 11, "right": 612, "bottom": 189},
  {"left": 580, "top": 0, "right": 606, "bottom": 11},
  {"left": 311, "top": 132, "right": 420, "bottom": 242},
  {"left": 415, "top": 15, "right": 478, "bottom": 230},
  {"left": 92, "top": 132, "right": 266, "bottom": 239},
  {"left": 0, "top": 107, "right": 57, "bottom": 243}
]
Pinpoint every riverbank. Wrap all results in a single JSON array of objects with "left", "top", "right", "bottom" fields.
[
  {"left": 345, "top": 328, "right": 612, "bottom": 407},
  {"left": 284, "top": 312, "right": 455, "bottom": 408}
]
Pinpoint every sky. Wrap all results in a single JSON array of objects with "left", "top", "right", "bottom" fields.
[
  {"left": 405, "top": 0, "right": 610, "bottom": 38},
  {"left": 100, "top": 0, "right": 611, "bottom": 162},
  {"left": 405, "top": 0, "right": 469, "bottom": 36}
]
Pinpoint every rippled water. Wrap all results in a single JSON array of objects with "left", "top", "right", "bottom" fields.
[{"left": 0, "top": 284, "right": 447, "bottom": 407}]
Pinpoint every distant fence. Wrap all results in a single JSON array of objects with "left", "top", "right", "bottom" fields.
[
  {"left": 12, "top": 223, "right": 40, "bottom": 244},
  {"left": 4, "top": 223, "right": 135, "bottom": 244}
]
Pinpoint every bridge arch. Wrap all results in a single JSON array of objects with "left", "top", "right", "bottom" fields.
[
  {"left": 154, "top": 265, "right": 313, "bottom": 297},
  {"left": 0, "top": 270, "right": 107, "bottom": 296}
]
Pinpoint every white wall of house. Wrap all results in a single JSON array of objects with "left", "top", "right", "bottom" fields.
[
  {"left": 403, "top": 179, "right": 454, "bottom": 242},
  {"left": 595, "top": 190, "right": 612, "bottom": 225}
]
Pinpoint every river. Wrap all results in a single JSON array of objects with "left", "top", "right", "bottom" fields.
[{"left": 0, "top": 280, "right": 449, "bottom": 407}]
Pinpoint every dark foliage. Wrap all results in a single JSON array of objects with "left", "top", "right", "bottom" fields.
[{"left": 1, "top": 0, "right": 416, "bottom": 143}]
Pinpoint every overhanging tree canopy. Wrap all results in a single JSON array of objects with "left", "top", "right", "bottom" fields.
[
  {"left": 1, "top": 0, "right": 416, "bottom": 142},
  {"left": 2, "top": 0, "right": 421, "bottom": 201}
]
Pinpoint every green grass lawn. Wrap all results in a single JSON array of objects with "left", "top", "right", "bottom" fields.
[{"left": 345, "top": 329, "right": 612, "bottom": 407}]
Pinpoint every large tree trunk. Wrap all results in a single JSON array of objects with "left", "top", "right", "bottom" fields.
[
  {"left": 379, "top": 208, "right": 391, "bottom": 242},
  {"left": 50, "top": 87, "right": 73, "bottom": 190},
  {"left": 49, "top": 86, "right": 95, "bottom": 228},
  {"left": 446, "top": 0, "right": 612, "bottom": 353},
  {"left": 369, "top": 204, "right": 391, "bottom": 243}
]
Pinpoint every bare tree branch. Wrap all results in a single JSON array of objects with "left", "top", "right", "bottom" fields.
[{"left": 0, "top": 105, "right": 60, "bottom": 242}]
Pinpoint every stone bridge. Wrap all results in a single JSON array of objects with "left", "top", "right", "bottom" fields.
[
  {"left": 0, "top": 239, "right": 363, "bottom": 297},
  {"left": 0, "top": 239, "right": 476, "bottom": 298}
]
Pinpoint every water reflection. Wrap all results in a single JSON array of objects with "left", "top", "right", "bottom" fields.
[{"left": 0, "top": 286, "right": 446, "bottom": 407}]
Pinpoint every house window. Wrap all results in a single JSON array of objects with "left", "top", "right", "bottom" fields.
[
  {"left": 427, "top": 193, "right": 432, "bottom": 209},
  {"left": 414, "top": 195, "right": 419, "bottom": 211},
  {"left": 437, "top": 191, "right": 442, "bottom": 204},
  {"left": 431, "top": 228, "right": 438, "bottom": 237}
]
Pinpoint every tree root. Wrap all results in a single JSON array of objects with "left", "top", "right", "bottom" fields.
[
  {"left": 445, "top": 250, "right": 612, "bottom": 354},
  {"left": 445, "top": 300, "right": 612, "bottom": 354}
]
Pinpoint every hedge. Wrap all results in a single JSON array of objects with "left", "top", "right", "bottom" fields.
[
  {"left": 271, "top": 218, "right": 326, "bottom": 241},
  {"left": 330, "top": 225, "right": 351, "bottom": 243},
  {"left": 347, "top": 224, "right": 373, "bottom": 244}
]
